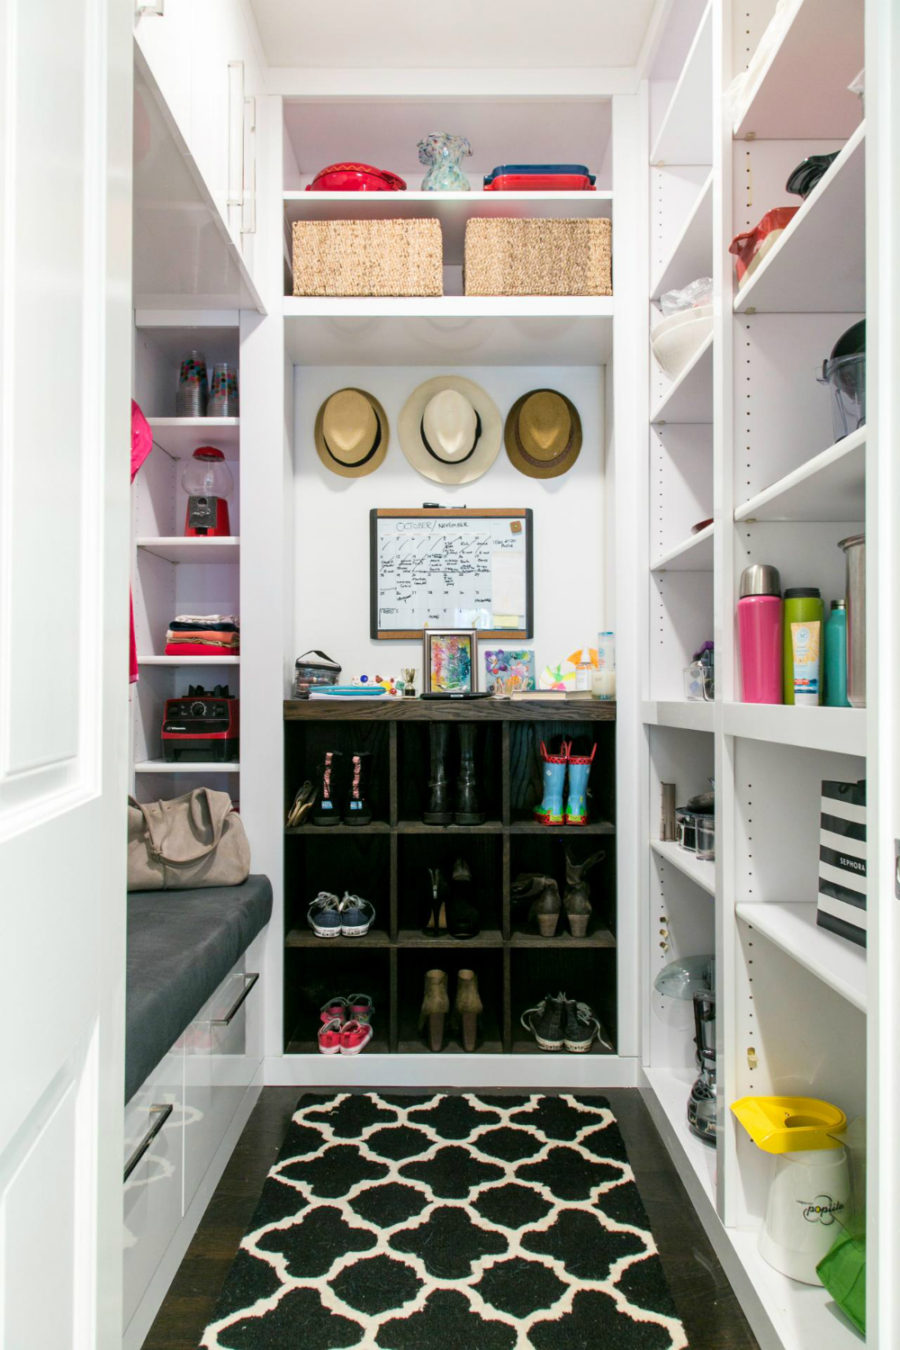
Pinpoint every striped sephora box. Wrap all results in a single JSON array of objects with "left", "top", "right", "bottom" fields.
[{"left": 817, "top": 779, "right": 867, "bottom": 947}]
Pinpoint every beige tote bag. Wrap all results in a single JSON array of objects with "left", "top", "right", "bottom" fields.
[{"left": 127, "top": 788, "right": 250, "bottom": 890}]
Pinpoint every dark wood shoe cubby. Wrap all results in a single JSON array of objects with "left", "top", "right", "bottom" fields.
[{"left": 284, "top": 699, "right": 616, "bottom": 1055}]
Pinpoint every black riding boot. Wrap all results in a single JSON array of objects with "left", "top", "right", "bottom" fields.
[
  {"left": 454, "top": 722, "right": 485, "bottom": 825},
  {"left": 423, "top": 723, "right": 453, "bottom": 824}
]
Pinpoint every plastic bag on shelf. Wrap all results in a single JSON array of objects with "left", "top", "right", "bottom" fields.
[{"left": 659, "top": 276, "right": 713, "bottom": 316}]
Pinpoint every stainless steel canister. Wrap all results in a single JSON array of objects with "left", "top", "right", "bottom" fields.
[{"left": 839, "top": 534, "right": 866, "bottom": 708}]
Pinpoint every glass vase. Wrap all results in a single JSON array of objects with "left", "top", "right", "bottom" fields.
[{"left": 417, "top": 133, "right": 472, "bottom": 191}]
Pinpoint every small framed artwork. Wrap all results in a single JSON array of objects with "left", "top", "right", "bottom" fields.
[
  {"left": 483, "top": 647, "right": 536, "bottom": 695},
  {"left": 423, "top": 629, "right": 477, "bottom": 693}
]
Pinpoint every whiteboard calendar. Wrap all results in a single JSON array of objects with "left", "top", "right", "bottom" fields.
[{"left": 370, "top": 508, "right": 534, "bottom": 639}]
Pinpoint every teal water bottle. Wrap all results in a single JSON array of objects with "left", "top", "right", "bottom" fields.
[{"left": 824, "top": 599, "right": 850, "bottom": 707}]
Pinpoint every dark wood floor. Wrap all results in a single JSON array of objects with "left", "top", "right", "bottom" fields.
[{"left": 142, "top": 1086, "right": 760, "bottom": 1350}]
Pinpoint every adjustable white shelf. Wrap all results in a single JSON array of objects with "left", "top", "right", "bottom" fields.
[
  {"left": 134, "top": 760, "right": 241, "bottom": 775},
  {"left": 641, "top": 700, "right": 715, "bottom": 733},
  {"left": 650, "top": 333, "right": 713, "bottom": 424},
  {"left": 735, "top": 427, "right": 865, "bottom": 524},
  {"left": 147, "top": 418, "right": 240, "bottom": 460},
  {"left": 651, "top": 521, "right": 714, "bottom": 572},
  {"left": 651, "top": 172, "right": 713, "bottom": 300},
  {"left": 722, "top": 703, "right": 866, "bottom": 757},
  {"left": 136, "top": 537, "right": 240, "bottom": 565},
  {"left": 732, "top": 0, "right": 865, "bottom": 140},
  {"left": 737, "top": 901, "right": 866, "bottom": 1012},
  {"left": 734, "top": 124, "right": 865, "bottom": 315},
  {"left": 650, "top": 840, "right": 715, "bottom": 896},
  {"left": 726, "top": 1228, "right": 861, "bottom": 1350},
  {"left": 138, "top": 655, "right": 241, "bottom": 667},
  {"left": 283, "top": 296, "right": 615, "bottom": 365},
  {"left": 649, "top": 2, "right": 712, "bottom": 166},
  {"left": 642, "top": 1066, "right": 716, "bottom": 1205}
]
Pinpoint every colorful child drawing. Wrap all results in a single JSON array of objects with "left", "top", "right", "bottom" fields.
[
  {"left": 483, "top": 648, "right": 536, "bottom": 695},
  {"left": 430, "top": 634, "right": 472, "bottom": 692}
]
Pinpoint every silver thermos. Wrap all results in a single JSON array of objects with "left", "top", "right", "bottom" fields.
[{"left": 839, "top": 534, "right": 865, "bottom": 708}]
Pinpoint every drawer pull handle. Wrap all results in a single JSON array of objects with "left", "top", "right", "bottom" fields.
[
  {"left": 123, "top": 1103, "right": 173, "bottom": 1182},
  {"left": 211, "top": 972, "right": 259, "bottom": 1027}
]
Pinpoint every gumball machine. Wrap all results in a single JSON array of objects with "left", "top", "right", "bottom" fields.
[{"left": 182, "top": 446, "right": 233, "bottom": 536}]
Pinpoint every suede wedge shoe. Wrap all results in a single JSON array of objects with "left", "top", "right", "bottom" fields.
[
  {"left": 419, "top": 969, "right": 450, "bottom": 1051},
  {"left": 454, "top": 969, "right": 483, "bottom": 1052}
]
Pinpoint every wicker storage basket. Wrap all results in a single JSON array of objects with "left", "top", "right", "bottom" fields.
[
  {"left": 291, "top": 219, "right": 443, "bottom": 297},
  {"left": 464, "top": 217, "right": 612, "bottom": 296}
]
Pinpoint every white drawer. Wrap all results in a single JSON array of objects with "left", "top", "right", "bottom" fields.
[
  {"left": 122, "top": 1047, "right": 184, "bottom": 1330},
  {"left": 182, "top": 957, "right": 262, "bottom": 1206}
]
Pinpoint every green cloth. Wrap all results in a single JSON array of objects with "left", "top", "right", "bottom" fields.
[{"left": 817, "top": 1231, "right": 866, "bottom": 1335}]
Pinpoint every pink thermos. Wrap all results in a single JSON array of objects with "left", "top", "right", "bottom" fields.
[{"left": 738, "top": 564, "right": 783, "bottom": 703}]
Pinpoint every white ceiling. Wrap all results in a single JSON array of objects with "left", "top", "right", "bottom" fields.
[{"left": 249, "top": 0, "right": 658, "bottom": 70}]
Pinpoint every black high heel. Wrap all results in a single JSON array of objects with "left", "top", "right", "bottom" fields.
[{"left": 422, "top": 867, "right": 448, "bottom": 936}]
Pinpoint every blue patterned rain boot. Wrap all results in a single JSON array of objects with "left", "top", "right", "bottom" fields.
[
  {"left": 564, "top": 740, "right": 596, "bottom": 825},
  {"left": 533, "top": 739, "right": 569, "bottom": 825}
]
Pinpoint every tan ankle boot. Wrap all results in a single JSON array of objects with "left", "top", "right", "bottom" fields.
[
  {"left": 419, "top": 969, "right": 449, "bottom": 1052},
  {"left": 455, "top": 969, "right": 483, "bottom": 1052}
]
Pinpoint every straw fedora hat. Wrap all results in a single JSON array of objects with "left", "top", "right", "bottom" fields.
[
  {"left": 314, "top": 387, "right": 389, "bottom": 477},
  {"left": 398, "top": 376, "right": 502, "bottom": 484},
  {"left": 504, "top": 389, "right": 583, "bottom": 479}
]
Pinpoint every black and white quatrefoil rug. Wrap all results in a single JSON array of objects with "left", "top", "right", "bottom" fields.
[{"left": 200, "top": 1093, "right": 688, "bottom": 1350}]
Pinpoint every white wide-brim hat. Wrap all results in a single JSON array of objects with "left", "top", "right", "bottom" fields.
[
  {"left": 314, "top": 387, "right": 389, "bottom": 477},
  {"left": 398, "top": 376, "right": 502, "bottom": 484}
]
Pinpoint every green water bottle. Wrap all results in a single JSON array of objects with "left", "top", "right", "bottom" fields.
[
  {"left": 782, "top": 588, "right": 823, "bottom": 704},
  {"left": 824, "top": 599, "right": 850, "bottom": 707}
]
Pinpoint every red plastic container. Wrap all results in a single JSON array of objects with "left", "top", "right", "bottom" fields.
[
  {"left": 483, "top": 173, "right": 596, "bottom": 191},
  {"left": 306, "top": 162, "right": 407, "bottom": 191}
]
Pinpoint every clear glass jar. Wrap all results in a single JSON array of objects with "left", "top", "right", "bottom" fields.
[{"left": 592, "top": 631, "right": 616, "bottom": 699}]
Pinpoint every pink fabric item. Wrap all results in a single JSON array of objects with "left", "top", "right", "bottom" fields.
[{"left": 130, "top": 400, "right": 154, "bottom": 682}]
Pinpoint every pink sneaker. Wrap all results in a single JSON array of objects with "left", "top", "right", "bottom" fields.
[
  {"left": 340, "top": 1020, "right": 373, "bottom": 1055},
  {"left": 317, "top": 1017, "right": 344, "bottom": 1054}
]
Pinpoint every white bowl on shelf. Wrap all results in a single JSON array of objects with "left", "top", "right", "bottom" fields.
[{"left": 651, "top": 304, "right": 713, "bottom": 380}]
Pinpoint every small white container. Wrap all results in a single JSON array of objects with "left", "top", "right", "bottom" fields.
[
  {"left": 759, "top": 1147, "right": 851, "bottom": 1285},
  {"left": 592, "top": 632, "right": 616, "bottom": 700}
]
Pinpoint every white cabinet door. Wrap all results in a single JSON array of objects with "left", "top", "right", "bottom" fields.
[
  {"left": 135, "top": 0, "right": 259, "bottom": 263},
  {"left": 0, "top": 0, "right": 132, "bottom": 1345}
]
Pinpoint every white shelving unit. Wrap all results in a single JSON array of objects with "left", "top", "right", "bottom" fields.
[
  {"left": 132, "top": 314, "right": 243, "bottom": 785},
  {"left": 640, "top": 4, "right": 887, "bottom": 1347}
]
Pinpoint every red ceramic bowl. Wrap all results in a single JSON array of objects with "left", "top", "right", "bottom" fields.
[{"left": 307, "top": 163, "right": 407, "bottom": 192}]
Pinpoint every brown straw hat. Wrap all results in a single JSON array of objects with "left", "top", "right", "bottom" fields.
[
  {"left": 398, "top": 376, "right": 502, "bottom": 484},
  {"left": 314, "top": 388, "right": 389, "bottom": 477},
  {"left": 504, "top": 389, "right": 582, "bottom": 479}
]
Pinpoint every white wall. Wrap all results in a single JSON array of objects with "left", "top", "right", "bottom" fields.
[{"left": 291, "top": 363, "right": 607, "bottom": 689}]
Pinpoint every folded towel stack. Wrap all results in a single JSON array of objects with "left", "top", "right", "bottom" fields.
[{"left": 164, "top": 614, "right": 240, "bottom": 657}]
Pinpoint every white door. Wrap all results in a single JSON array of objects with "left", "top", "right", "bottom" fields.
[{"left": 0, "top": 2, "right": 132, "bottom": 1346}]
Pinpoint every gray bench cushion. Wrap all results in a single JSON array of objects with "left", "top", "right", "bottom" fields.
[{"left": 125, "top": 875, "right": 272, "bottom": 1103}]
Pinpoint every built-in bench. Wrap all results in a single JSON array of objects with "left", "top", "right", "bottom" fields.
[
  {"left": 123, "top": 875, "right": 272, "bottom": 1350},
  {"left": 125, "top": 875, "right": 273, "bottom": 1102}
]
